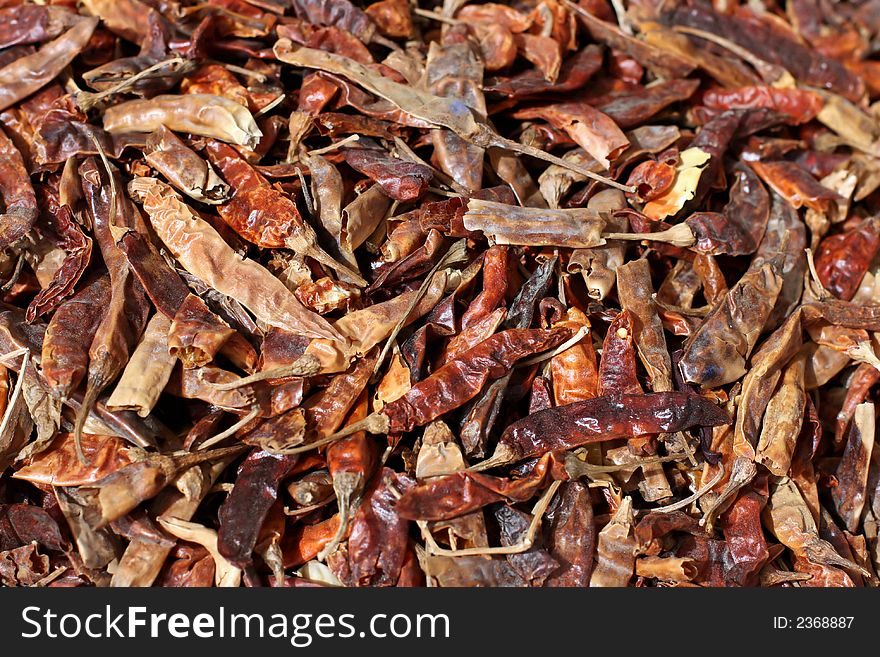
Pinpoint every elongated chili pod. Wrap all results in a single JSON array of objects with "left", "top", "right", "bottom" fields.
[
  {"left": 303, "top": 349, "right": 378, "bottom": 443},
  {"left": 425, "top": 38, "right": 486, "bottom": 193},
  {"left": 144, "top": 126, "right": 230, "bottom": 205},
  {"left": 217, "top": 450, "right": 300, "bottom": 568},
  {"left": 0, "top": 17, "right": 97, "bottom": 112},
  {"left": 597, "top": 310, "right": 641, "bottom": 396},
  {"left": 754, "top": 355, "right": 806, "bottom": 475},
  {"left": 397, "top": 451, "right": 561, "bottom": 521},
  {"left": 749, "top": 191, "right": 807, "bottom": 329},
  {"left": 0, "top": 126, "right": 37, "bottom": 251},
  {"left": 41, "top": 275, "right": 111, "bottom": 399},
  {"left": 344, "top": 468, "right": 416, "bottom": 586},
  {"left": 512, "top": 102, "right": 629, "bottom": 169},
  {"left": 493, "top": 392, "right": 730, "bottom": 464},
  {"left": 129, "top": 177, "right": 343, "bottom": 344},
  {"left": 463, "top": 199, "right": 605, "bottom": 248},
  {"left": 685, "top": 164, "right": 770, "bottom": 256},
  {"left": 616, "top": 259, "right": 674, "bottom": 392},
  {"left": 382, "top": 327, "right": 572, "bottom": 434},
  {"left": 206, "top": 140, "right": 366, "bottom": 285},
  {"left": 544, "top": 481, "right": 596, "bottom": 587},
  {"left": 678, "top": 260, "right": 783, "bottom": 388},
  {"left": 567, "top": 3, "right": 694, "bottom": 79},
  {"left": 832, "top": 403, "right": 875, "bottom": 533},
  {"left": 80, "top": 0, "right": 160, "bottom": 46},
  {"left": 75, "top": 158, "right": 152, "bottom": 462},
  {"left": 342, "top": 147, "right": 433, "bottom": 201},
  {"left": 460, "top": 257, "right": 557, "bottom": 457},
  {"left": 550, "top": 308, "right": 598, "bottom": 405},
  {"left": 103, "top": 94, "right": 262, "bottom": 149},
  {"left": 105, "top": 313, "right": 176, "bottom": 418},
  {"left": 80, "top": 446, "right": 246, "bottom": 529},
  {"left": 0, "top": 5, "right": 74, "bottom": 50},
  {"left": 27, "top": 191, "right": 93, "bottom": 322},
  {"left": 112, "top": 226, "right": 237, "bottom": 368},
  {"left": 460, "top": 245, "right": 508, "bottom": 330},
  {"left": 321, "top": 391, "right": 376, "bottom": 560}
]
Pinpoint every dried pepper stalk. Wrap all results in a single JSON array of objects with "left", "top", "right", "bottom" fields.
[{"left": 0, "top": 0, "right": 878, "bottom": 589}]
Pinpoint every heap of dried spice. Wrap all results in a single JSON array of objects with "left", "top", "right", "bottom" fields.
[{"left": 2, "top": 0, "right": 880, "bottom": 588}]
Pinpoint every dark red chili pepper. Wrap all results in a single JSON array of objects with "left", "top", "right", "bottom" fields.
[
  {"left": 383, "top": 327, "right": 572, "bottom": 434},
  {"left": 217, "top": 449, "right": 300, "bottom": 568},
  {"left": 493, "top": 392, "right": 730, "bottom": 463},
  {"left": 597, "top": 310, "right": 642, "bottom": 396}
]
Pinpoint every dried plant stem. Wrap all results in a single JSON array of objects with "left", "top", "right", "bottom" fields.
[
  {"left": 317, "top": 473, "right": 358, "bottom": 561},
  {"left": 0, "top": 349, "right": 28, "bottom": 441},
  {"left": 72, "top": 375, "right": 101, "bottom": 465},
  {"left": 209, "top": 354, "right": 321, "bottom": 390},
  {"left": 215, "top": 61, "right": 267, "bottom": 82},
  {"left": 295, "top": 165, "right": 314, "bottom": 217},
  {"left": 564, "top": 451, "right": 691, "bottom": 479},
  {"left": 254, "top": 93, "right": 286, "bottom": 117},
  {"left": 0, "top": 347, "right": 28, "bottom": 367},
  {"left": 605, "top": 223, "right": 696, "bottom": 248},
  {"left": 654, "top": 465, "right": 725, "bottom": 514},
  {"left": 76, "top": 57, "right": 188, "bottom": 111},
  {"left": 1, "top": 254, "right": 26, "bottom": 292},
  {"left": 373, "top": 239, "right": 468, "bottom": 378},
  {"left": 277, "top": 413, "right": 391, "bottom": 455},
  {"left": 517, "top": 326, "right": 589, "bottom": 366},
  {"left": 197, "top": 407, "right": 261, "bottom": 450},
  {"left": 467, "top": 443, "right": 518, "bottom": 472},
  {"left": 308, "top": 134, "right": 360, "bottom": 156},
  {"left": 419, "top": 480, "right": 562, "bottom": 556},
  {"left": 805, "top": 247, "right": 832, "bottom": 300},
  {"left": 413, "top": 7, "right": 462, "bottom": 25},
  {"left": 487, "top": 134, "right": 635, "bottom": 193},
  {"left": 671, "top": 25, "right": 788, "bottom": 84}
]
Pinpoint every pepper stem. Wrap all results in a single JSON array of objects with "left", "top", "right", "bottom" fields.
[
  {"left": 73, "top": 376, "right": 102, "bottom": 466},
  {"left": 209, "top": 355, "right": 321, "bottom": 391},
  {"left": 76, "top": 57, "right": 190, "bottom": 111},
  {"left": 277, "top": 414, "right": 391, "bottom": 455},
  {"left": 197, "top": 407, "right": 260, "bottom": 450},
  {"left": 302, "top": 244, "right": 368, "bottom": 288},
  {"left": 466, "top": 443, "right": 517, "bottom": 472},
  {"left": 486, "top": 132, "right": 635, "bottom": 193},
  {"left": 317, "top": 472, "right": 361, "bottom": 562}
]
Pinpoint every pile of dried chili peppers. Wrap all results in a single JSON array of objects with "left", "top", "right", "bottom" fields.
[{"left": 1, "top": 0, "right": 880, "bottom": 588}]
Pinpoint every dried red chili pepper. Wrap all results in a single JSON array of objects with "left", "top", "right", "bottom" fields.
[
  {"left": 397, "top": 450, "right": 564, "bottom": 521},
  {"left": 0, "top": 18, "right": 98, "bottom": 112},
  {"left": 597, "top": 310, "right": 642, "bottom": 396},
  {"left": 341, "top": 146, "right": 433, "bottom": 201},
  {"left": 40, "top": 275, "right": 111, "bottom": 400},
  {"left": 335, "top": 327, "right": 572, "bottom": 442},
  {"left": 0, "top": 125, "right": 37, "bottom": 252},
  {"left": 26, "top": 188, "right": 92, "bottom": 322},
  {"left": 813, "top": 219, "right": 880, "bottom": 301},
  {"left": 488, "top": 392, "right": 729, "bottom": 465},
  {"left": 217, "top": 449, "right": 300, "bottom": 568},
  {"left": 685, "top": 164, "right": 770, "bottom": 256},
  {"left": 426, "top": 33, "right": 486, "bottom": 193},
  {"left": 74, "top": 158, "right": 152, "bottom": 461},
  {"left": 206, "top": 140, "right": 366, "bottom": 285}
]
